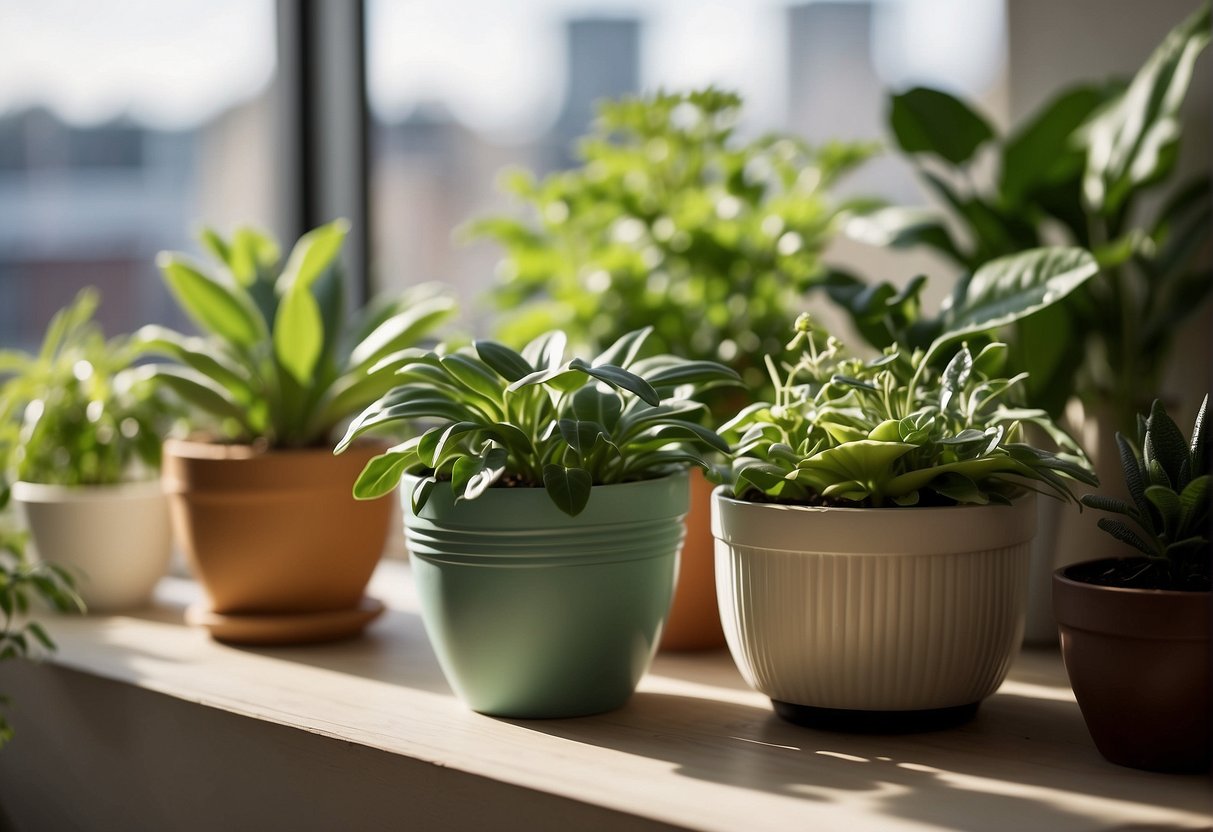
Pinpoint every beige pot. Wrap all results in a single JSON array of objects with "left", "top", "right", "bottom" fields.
[
  {"left": 12, "top": 480, "right": 172, "bottom": 612},
  {"left": 161, "top": 439, "right": 393, "bottom": 643},
  {"left": 712, "top": 489, "right": 1036, "bottom": 730}
]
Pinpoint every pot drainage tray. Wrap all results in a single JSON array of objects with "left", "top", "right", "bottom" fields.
[{"left": 186, "top": 597, "right": 385, "bottom": 646}]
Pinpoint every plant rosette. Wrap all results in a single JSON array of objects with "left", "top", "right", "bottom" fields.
[
  {"left": 141, "top": 221, "right": 454, "bottom": 644},
  {"left": 0, "top": 291, "right": 175, "bottom": 611},
  {"left": 340, "top": 327, "right": 739, "bottom": 716},
  {"left": 1054, "top": 397, "right": 1210, "bottom": 772},
  {"left": 713, "top": 316, "right": 1095, "bottom": 731}
]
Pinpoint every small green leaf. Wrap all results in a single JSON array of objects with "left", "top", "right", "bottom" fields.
[
  {"left": 542, "top": 464, "right": 592, "bottom": 516},
  {"left": 474, "top": 340, "right": 534, "bottom": 382},
  {"left": 593, "top": 327, "right": 652, "bottom": 369},
  {"left": 353, "top": 452, "right": 414, "bottom": 500}
]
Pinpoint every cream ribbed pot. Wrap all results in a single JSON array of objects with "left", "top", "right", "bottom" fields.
[{"left": 712, "top": 489, "right": 1036, "bottom": 728}]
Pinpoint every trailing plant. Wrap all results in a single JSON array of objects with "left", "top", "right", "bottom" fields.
[
  {"left": 1081, "top": 396, "right": 1210, "bottom": 590},
  {"left": 0, "top": 487, "right": 82, "bottom": 749},
  {"left": 722, "top": 313, "right": 1097, "bottom": 508},
  {"left": 840, "top": 2, "right": 1211, "bottom": 429},
  {"left": 470, "top": 87, "right": 877, "bottom": 409},
  {"left": 0, "top": 290, "right": 170, "bottom": 486},
  {"left": 338, "top": 327, "right": 739, "bottom": 516},
  {"left": 139, "top": 220, "right": 456, "bottom": 448}
]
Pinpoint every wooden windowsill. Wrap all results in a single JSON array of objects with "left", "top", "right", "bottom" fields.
[{"left": 4, "top": 561, "right": 1210, "bottom": 831}]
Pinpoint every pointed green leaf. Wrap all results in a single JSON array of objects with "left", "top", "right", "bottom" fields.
[
  {"left": 157, "top": 255, "right": 265, "bottom": 348},
  {"left": 474, "top": 340, "right": 534, "bottom": 382}
]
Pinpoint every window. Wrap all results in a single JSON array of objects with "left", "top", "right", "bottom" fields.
[{"left": 0, "top": 0, "right": 278, "bottom": 348}]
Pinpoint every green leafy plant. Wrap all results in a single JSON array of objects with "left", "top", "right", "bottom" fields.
[
  {"left": 1081, "top": 396, "right": 1209, "bottom": 590},
  {"left": 337, "top": 327, "right": 739, "bottom": 516},
  {"left": 0, "top": 489, "right": 82, "bottom": 749},
  {"left": 470, "top": 88, "right": 877, "bottom": 407},
  {"left": 0, "top": 290, "right": 170, "bottom": 486},
  {"left": 842, "top": 3, "right": 1211, "bottom": 428},
  {"left": 722, "top": 314, "right": 1096, "bottom": 508},
  {"left": 139, "top": 220, "right": 456, "bottom": 448}
]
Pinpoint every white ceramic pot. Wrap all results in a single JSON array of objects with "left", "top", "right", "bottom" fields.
[
  {"left": 12, "top": 480, "right": 172, "bottom": 612},
  {"left": 711, "top": 489, "right": 1036, "bottom": 729}
]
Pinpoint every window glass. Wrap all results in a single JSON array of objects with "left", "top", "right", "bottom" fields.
[
  {"left": 366, "top": 0, "right": 1007, "bottom": 328},
  {"left": 0, "top": 0, "right": 278, "bottom": 347}
]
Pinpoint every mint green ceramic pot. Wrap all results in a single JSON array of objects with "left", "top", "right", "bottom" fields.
[{"left": 403, "top": 471, "right": 688, "bottom": 718}]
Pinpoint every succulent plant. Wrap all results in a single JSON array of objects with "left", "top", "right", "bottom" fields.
[
  {"left": 1082, "top": 396, "right": 1210, "bottom": 589},
  {"left": 722, "top": 314, "right": 1097, "bottom": 508},
  {"left": 337, "top": 327, "right": 739, "bottom": 516}
]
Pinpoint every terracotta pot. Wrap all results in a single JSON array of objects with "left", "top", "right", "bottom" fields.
[
  {"left": 713, "top": 489, "right": 1036, "bottom": 730},
  {"left": 1054, "top": 559, "right": 1212, "bottom": 772},
  {"left": 161, "top": 439, "right": 393, "bottom": 641},
  {"left": 660, "top": 468, "right": 726, "bottom": 651}
]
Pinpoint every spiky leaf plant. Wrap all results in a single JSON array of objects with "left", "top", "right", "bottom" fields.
[{"left": 1081, "top": 396, "right": 1210, "bottom": 590}]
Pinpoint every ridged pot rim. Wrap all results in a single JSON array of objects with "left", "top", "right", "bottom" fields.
[
  {"left": 1053, "top": 558, "right": 1211, "bottom": 640},
  {"left": 711, "top": 486, "right": 1037, "bottom": 556},
  {"left": 11, "top": 478, "right": 165, "bottom": 503},
  {"left": 403, "top": 470, "right": 690, "bottom": 528}
]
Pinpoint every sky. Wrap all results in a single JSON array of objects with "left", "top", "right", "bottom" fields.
[{"left": 0, "top": 0, "right": 1004, "bottom": 137}]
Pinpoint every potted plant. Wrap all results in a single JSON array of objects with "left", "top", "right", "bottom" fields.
[
  {"left": 471, "top": 88, "right": 877, "bottom": 649},
  {"left": 0, "top": 486, "right": 82, "bottom": 748},
  {"left": 338, "top": 327, "right": 738, "bottom": 717},
  {"left": 713, "top": 294, "right": 1096, "bottom": 731},
  {"left": 140, "top": 220, "right": 455, "bottom": 645},
  {"left": 839, "top": 4, "right": 1211, "bottom": 640},
  {"left": 1, "top": 290, "right": 174, "bottom": 611},
  {"left": 1054, "top": 397, "right": 1210, "bottom": 772}
]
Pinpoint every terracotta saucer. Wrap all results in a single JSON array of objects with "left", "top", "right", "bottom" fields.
[{"left": 185, "top": 597, "right": 386, "bottom": 646}]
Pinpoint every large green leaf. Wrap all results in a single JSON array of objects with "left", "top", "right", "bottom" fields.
[
  {"left": 1001, "top": 84, "right": 1110, "bottom": 207},
  {"left": 929, "top": 247, "right": 1099, "bottom": 365},
  {"left": 157, "top": 255, "right": 265, "bottom": 349},
  {"left": 1080, "top": 2, "right": 1211, "bottom": 214},
  {"left": 352, "top": 449, "right": 415, "bottom": 500},
  {"left": 889, "top": 87, "right": 996, "bottom": 166},
  {"left": 132, "top": 325, "right": 253, "bottom": 402},
  {"left": 146, "top": 364, "right": 253, "bottom": 433}
]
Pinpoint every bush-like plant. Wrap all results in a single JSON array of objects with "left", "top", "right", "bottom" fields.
[
  {"left": 338, "top": 327, "right": 739, "bottom": 516},
  {"left": 471, "top": 88, "right": 876, "bottom": 407},
  {"left": 0, "top": 488, "right": 82, "bottom": 748},
  {"left": 1081, "top": 396, "right": 1210, "bottom": 590},
  {"left": 723, "top": 313, "right": 1096, "bottom": 508},
  {"left": 843, "top": 3, "right": 1211, "bottom": 429},
  {"left": 0, "top": 290, "right": 170, "bottom": 486},
  {"left": 139, "top": 220, "right": 456, "bottom": 448}
]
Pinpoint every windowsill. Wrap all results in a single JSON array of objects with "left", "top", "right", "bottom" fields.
[{"left": 7, "top": 561, "right": 1211, "bottom": 831}]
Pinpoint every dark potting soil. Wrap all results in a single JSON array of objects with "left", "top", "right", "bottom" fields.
[{"left": 1067, "top": 557, "right": 1211, "bottom": 592}]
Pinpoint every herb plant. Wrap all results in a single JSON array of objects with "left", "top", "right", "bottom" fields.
[
  {"left": 1081, "top": 396, "right": 1209, "bottom": 590},
  {"left": 471, "top": 88, "right": 876, "bottom": 406},
  {"left": 723, "top": 314, "right": 1097, "bottom": 508},
  {"left": 0, "top": 488, "right": 82, "bottom": 749},
  {"left": 0, "top": 290, "right": 170, "bottom": 486},
  {"left": 842, "top": 3, "right": 1211, "bottom": 428},
  {"left": 338, "top": 327, "right": 739, "bottom": 516},
  {"left": 139, "top": 220, "right": 456, "bottom": 448}
]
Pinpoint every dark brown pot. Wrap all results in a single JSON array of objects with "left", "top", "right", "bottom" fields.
[
  {"left": 162, "top": 439, "right": 393, "bottom": 620},
  {"left": 660, "top": 467, "right": 726, "bottom": 651},
  {"left": 1053, "top": 559, "right": 1211, "bottom": 772}
]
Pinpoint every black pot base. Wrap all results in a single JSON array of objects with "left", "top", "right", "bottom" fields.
[{"left": 772, "top": 700, "right": 980, "bottom": 734}]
